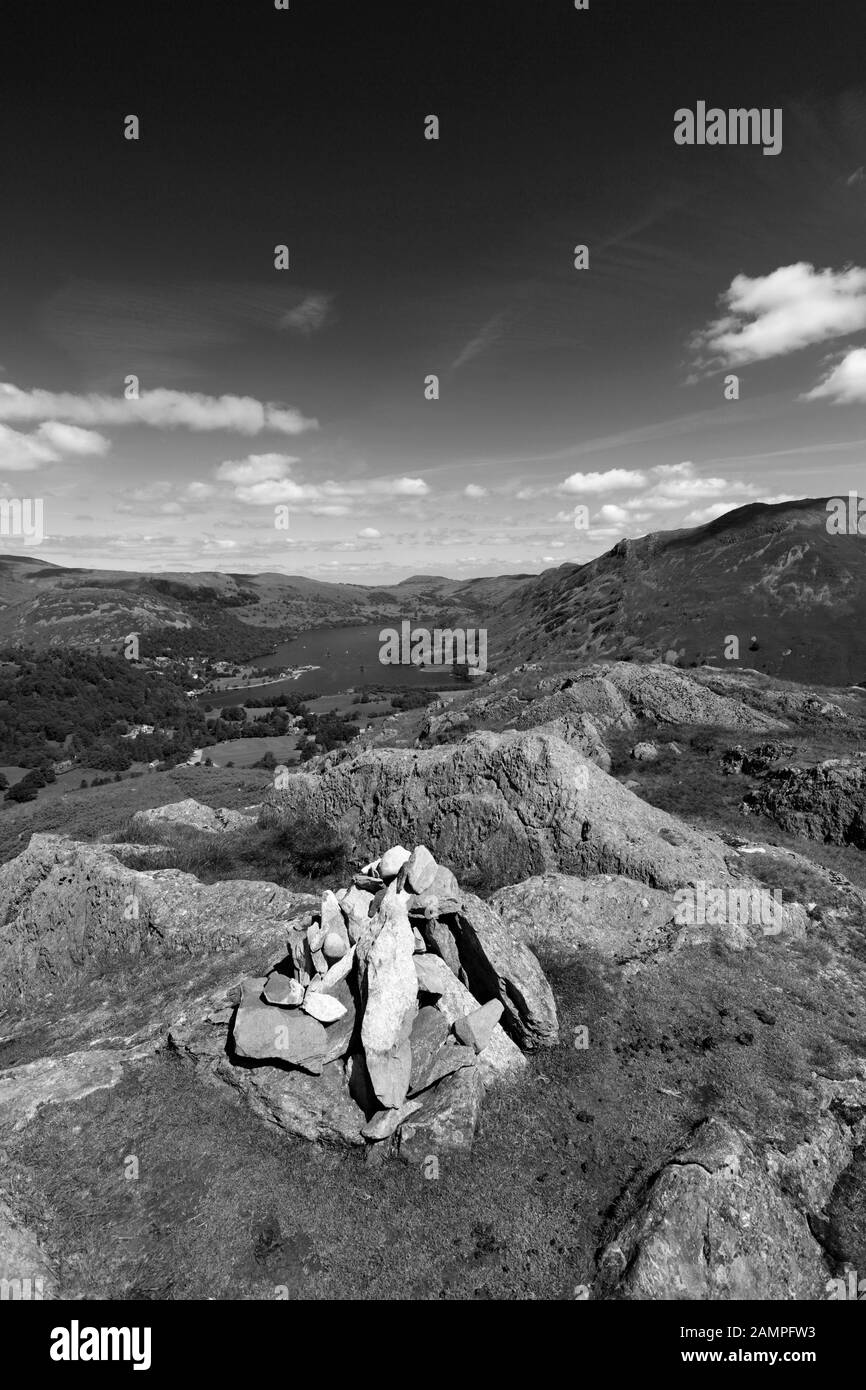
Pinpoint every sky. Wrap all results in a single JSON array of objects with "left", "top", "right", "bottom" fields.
[{"left": 1, "top": 0, "right": 866, "bottom": 582}]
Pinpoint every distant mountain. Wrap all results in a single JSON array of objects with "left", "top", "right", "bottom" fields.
[
  {"left": 2, "top": 499, "right": 862, "bottom": 683},
  {"left": 490, "top": 498, "right": 866, "bottom": 686},
  {"left": 0, "top": 554, "right": 534, "bottom": 657}
]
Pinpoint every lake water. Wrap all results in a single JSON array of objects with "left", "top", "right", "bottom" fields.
[{"left": 196, "top": 623, "right": 469, "bottom": 707}]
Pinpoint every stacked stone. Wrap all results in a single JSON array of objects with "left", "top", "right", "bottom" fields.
[{"left": 228, "top": 844, "right": 557, "bottom": 1156}]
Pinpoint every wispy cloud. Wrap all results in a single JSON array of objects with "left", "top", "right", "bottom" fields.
[
  {"left": 0, "top": 385, "right": 317, "bottom": 435},
  {"left": 452, "top": 310, "right": 513, "bottom": 370},
  {"left": 280, "top": 293, "right": 334, "bottom": 334}
]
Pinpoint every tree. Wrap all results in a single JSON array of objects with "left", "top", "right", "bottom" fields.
[{"left": 5, "top": 780, "right": 37, "bottom": 802}]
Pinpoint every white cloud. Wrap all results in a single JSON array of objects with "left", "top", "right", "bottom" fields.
[
  {"left": 804, "top": 347, "right": 866, "bottom": 403},
  {"left": 0, "top": 420, "right": 109, "bottom": 470},
  {"left": 217, "top": 453, "right": 299, "bottom": 486},
  {"left": 682, "top": 502, "right": 742, "bottom": 525},
  {"left": 216, "top": 456, "right": 430, "bottom": 509},
  {"left": 357, "top": 527, "right": 381, "bottom": 538},
  {"left": 560, "top": 469, "right": 646, "bottom": 494},
  {"left": 691, "top": 262, "right": 866, "bottom": 367},
  {"left": 596, "top": 503, "right": 630, "bottom": 524},
  {"left": 0, "top": 423, "right": 61, "bottom": 470},
  {"left": 36, "top": 421, "right": 109, "bottom": 455},
  {"left": 464, "top": 484, "right": 488, "bottom": 498},
  {"left": 0, "top": 384, "right": 317, "bottom": 435}
]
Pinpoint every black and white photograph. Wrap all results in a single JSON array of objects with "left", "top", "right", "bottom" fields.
[{"left": 1, "top": 0, "right": 865, "bottom": 1347}]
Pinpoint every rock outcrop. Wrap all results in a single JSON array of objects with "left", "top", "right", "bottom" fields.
[
  {"left": 262, "top": 730, "right": 738, "bottom": 893},
  {"left": 597, "top": 1116, "right": 850, "bottom": 1300},
  {"left": 743, "top": 759, "right": 866, "bottom": 848},
  {"left": 0, "top": 833, "right": 315, "bottom": 1011},
  {"left": 131, "top": 799, "right": 257, "bottom": 834}
]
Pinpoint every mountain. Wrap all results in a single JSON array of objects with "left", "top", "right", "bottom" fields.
[
  {"left": 490, "top": 498, "right": 866, "bottom": 686},
  {"left": 1, "top": 498, "right": 863, "bottom": 683},
  {"left": 0, "top": 554, "right": 535, "bottom": 658}
]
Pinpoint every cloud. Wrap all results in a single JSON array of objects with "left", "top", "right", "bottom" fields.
[
  {"left": 280, "top": 293, "right": 334, "bottom": 334},
  {"left": 0, "top": 384, "right": 317, "bottom": 435},
  {"left": 216, "top": 454, "right": 430, "bottom": 509},
  {"left": 691, "top": 262, "right": 866, "bottom": 367},
  {"left": 464, "top": 484, "right": 488, "bottom": 499},
  {"left": 216, "top": 453, "right": 299, "bottom": 486},
  {"left": 804, "top": 347, "right": 866, "bottom": 402},
  {"left": 452, "top": 311, "right": 512, "bottom": 371},
  {"left": 682, "top": 502, "right": 742, "bottom": 525},
  {"left": 560, "top": 469, "right": 647, "bottom": 495},
  {"left": 0, "top": 420, "right": 109, "bottom": 470},
  {"left": 36, "top": 422, "right": 109, "bottom": 455},
  {"left": 597, "top": 503, "right": 630, "bottom": 525},
  {"left": 357, "top": 527, "right": 381, "bottom": 538},
  {"left": 0, "top": 424, "right": 60, "bottom": 470}
]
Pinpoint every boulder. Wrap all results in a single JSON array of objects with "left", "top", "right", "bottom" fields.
[
  {"left": 490, "top": 873, "right": 680, "bottom": 966},
  {"left": 631, "top": 741, "right": 659, "bottom": 762},
  {"left": 0, "top": 833, "right": 317, "bottom": 1012},
  {"left": 216, "top": 1054, "right": 365, "bottom": 1147},
  {"left": 598, "top": 1118, "right": 827, "bottom": 1300},
  {"left": 379, "top": 846, "right": 411, "bottom": 881},
  {"left": 131, "top": 799, "right": 257, "bottom": 834},
  {"left": 261, "top": 731, "right": 736, "bottom": 893}
]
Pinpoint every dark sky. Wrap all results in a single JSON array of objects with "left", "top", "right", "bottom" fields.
[{"left": 1, "top": 0, "right": 865, "bottom": 577}]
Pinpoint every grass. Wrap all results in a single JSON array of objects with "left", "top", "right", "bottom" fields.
[
  {"left": 109, "top": 810, "right": 351, "bottom": 894},
  {"left": 7, "top": 923, "right": 866, "bottom": 1299}
]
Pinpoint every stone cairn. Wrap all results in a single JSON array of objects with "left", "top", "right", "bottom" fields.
[{"left": 229, "top": 844, "right": 538, "bottom": 1158}]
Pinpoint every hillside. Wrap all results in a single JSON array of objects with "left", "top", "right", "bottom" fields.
[
  {"left": 491, "top": 499, "right": 866, "bottom": 686},
  {"left": 0, "top": 555, "right": 534, "bottom": 657}
]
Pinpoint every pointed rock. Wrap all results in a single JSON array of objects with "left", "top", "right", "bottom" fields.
[
  {"left": 423, "top": 919, "right": 462, "bottom": 977},
  {"left": 455, "top": 999, "right": 504, "bottom": 1053},
  {"left": 404, "top": 845, "right": 438, "bottom": 893},
  {"left": 407, "top": 1006, "right": 451, "bottom": 1092}
]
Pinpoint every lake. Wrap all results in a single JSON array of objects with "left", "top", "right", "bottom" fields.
[{"left": 196, "top": 623, "right": 470, "bottom": 707}]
